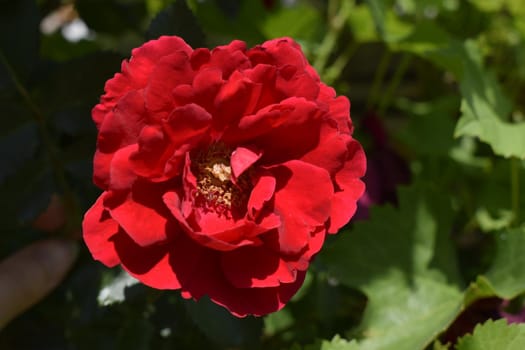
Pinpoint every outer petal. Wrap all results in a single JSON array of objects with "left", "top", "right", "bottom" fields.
[
  {"left": 300, "top": 122, "right": 349, "bottom": 176},
  {"left": 109, "top": 144, "right": 138, "bottom": 191},
  {"left": 102, "top": 36, "right": 193, "bottom": 108},
  {"left": 329, "top": 139, "right": 367, "bottom": 233},
  {"left": 93, "top": 90, "right": 148, "bottom": 188},
  {"left": 144, "top": 51, "right": 194, "bottom": 115},
  {"left": 206, "top": 270, "right": 307, "bottom": 317},
  {"left": 318, "top": 84, "right": 353, "bottom": 134},
  {"left": 111, "top": 230, "right": 181, "bottom": 290},
  {"left": 221, "top": 245, "right": 297, "bottom": 288},
  {"left": 104, "top": 181, "right": 176, "bottom": 246},
  {"left": 167, "top": 231, "right": 307, "bottom": 317},
  {"left": 270, "top": 160, "right": 333, "bottom": 254},
  {"left": 82, "top": 194, "right": 120, "bottom": 267}
]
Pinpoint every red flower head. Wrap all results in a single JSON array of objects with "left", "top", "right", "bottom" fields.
[{"left": 82, "top": 36, "right": 366, "bottom": 317}]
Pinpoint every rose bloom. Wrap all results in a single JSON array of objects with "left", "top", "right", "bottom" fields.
[{"left": 82, "top": 36, "right": 366, "bottom": 317}]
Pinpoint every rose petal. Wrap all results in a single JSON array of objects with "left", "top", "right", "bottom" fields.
[
  {"left": 129, "top": 104, "right": 212, "bottom": 181},
  {"left": 163, "top": 191, "right": 260, "bottom": 251},
  {"left": 221, "top": 245, "right": 297, "bottom": 288},
  {"left": 128, "top": 125, "right": 169, "bottom": 180},
  {"left": 223, "top": 97, "right": 319, "bottom": 146},
  {"left": 318, "top": 84, "right": 353, "bottom": 134},
  {"left": 247, "top": 172, "right": 276, "bottom": 218},
  {"left": 109, "top": 144, "right": 138, "bottom": 191},
  {"left": 230, "top": 146, "right": 262, "bottom": 179},
  {"left": 270, "top": 160, "right": 333, "bottom": 254},
  {"left": 82, "top": 194, "right": 120, "bottom": 267},
  {"left": 105, "top": 181, "right": 175, "bottom": 246},
  {"left": 111, "top": 230, "right": 181, "bottom": 289},
  {"left": 329, "top": 139, "right": 367, "bottom": 233},
  {"left": 213, "top": 71, "right": 258, "bottom": 130},
  {"left": 300, "top": 122, "right": 349, "bottom": 176},
  {"left": 203, "top": 40, "right": 250, "bottom": 79},
  {"left": 145, "top": 51, "right": 194, "bottom": 114},
  {"left": 101, "top": 36, "right": 192, "bottom": 108},
  {"left": 206, "top": 270, "right": 307, "bottom": 317}
]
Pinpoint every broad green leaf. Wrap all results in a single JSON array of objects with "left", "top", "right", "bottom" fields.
[
  {"left": 146, "top": 0, "right": 206, "bottom": 48},
  {"left": 455, "top": 319, "right": 525, "bottom": 350},
  {"left": 484, "top": 228, "right": 525, "bottom": 299},
  {"left": 320, "top": 184, "right": 464, "bottom": 350}
]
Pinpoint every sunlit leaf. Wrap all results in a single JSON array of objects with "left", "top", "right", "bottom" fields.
[
  {"left": 260, "top": 4, "right": 322, "bottom": 41},
  {"left": 456, "top": 319, "right": 525, "bottom": 350},
  {"left": 484, "top": 228, "right": 525, "bottom": 299},
  {"left": 320, "top": 184, "right": 464, "bottom": 350},
  {"left": 455, "top": 41, "right": 525, "bottom": 159}
]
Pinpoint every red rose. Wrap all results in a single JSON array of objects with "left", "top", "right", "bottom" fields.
[{"left": 82, "top": 36, "right": 366, "bottom": 317}]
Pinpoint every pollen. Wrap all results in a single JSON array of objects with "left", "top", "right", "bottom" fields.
[{"left": 191, "top": 144, "right": 251, "bottom": 216}]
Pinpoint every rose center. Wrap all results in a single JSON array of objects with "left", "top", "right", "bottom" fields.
[{"left": 191, "top": 145, "right": 250, "bottom": 217}]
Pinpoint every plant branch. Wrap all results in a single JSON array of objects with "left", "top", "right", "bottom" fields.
[{"left": 0, "top": 50, "right": 81, "bottom": 236}]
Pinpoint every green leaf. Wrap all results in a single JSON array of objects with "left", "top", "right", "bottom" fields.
[
  {"left": 484, "top": 228, "right": 525, "bottom": 299},
  {"left": 347, "top": 4, "right": 378, "bottom": 43},
  {"left": 455, "top": 41, "right": 525, "bottom": 159},
  {"left": 259, "top": 4, "right": 323, "bottom": 41},
  {"left": 184, "top": 296, "right": 263, "bottom": 347},
  {"left": 320, "top": 184, "right": 464, "bottom": 350},
  {"left": 392, "top": 25, "right": 525, "bottom": 159},
  {"left": 396, "top": 96, "right": 458, "bottom": 156},
  {"left": 455, "top": 319, "right": 525, "bottom": 350},
  {"left": 146, "top": 0, "right": 206, "bottom": 48},
  {"left": 319, "top": 335, "right": 360, "bottom": 350},
  {"left": 364, "top": 0, "right": 388, "bottom": 39}
]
